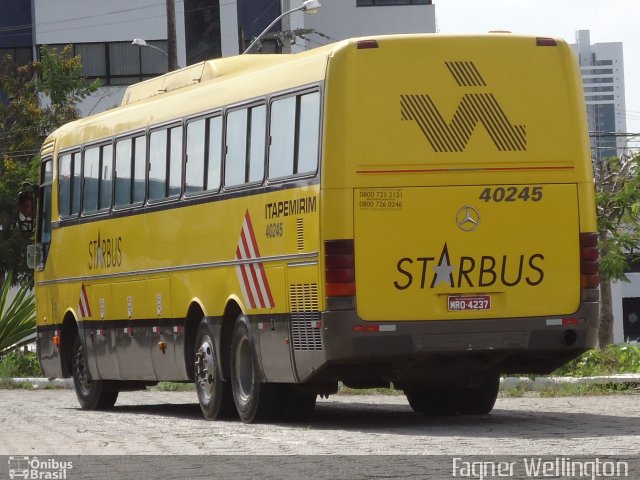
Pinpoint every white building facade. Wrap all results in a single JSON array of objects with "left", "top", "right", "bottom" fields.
[
  {"left": 571, "top": 30, "right": 627, "bottom": 160},
  {"left": 32, "top": 0, "right": 435, "bottom": 115}
]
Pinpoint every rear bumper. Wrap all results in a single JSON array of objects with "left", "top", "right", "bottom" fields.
[{"left": 301, "top": 298, "right": 599, "bottom": 384}]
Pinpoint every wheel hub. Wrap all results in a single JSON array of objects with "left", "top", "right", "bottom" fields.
[{"left": 195, "top": 339, "right": 216, "bottom": 401}]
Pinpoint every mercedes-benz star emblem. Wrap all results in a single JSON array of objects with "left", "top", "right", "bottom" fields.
[{"left": 456, "top": 206, "right": 480, "bottom": 232}]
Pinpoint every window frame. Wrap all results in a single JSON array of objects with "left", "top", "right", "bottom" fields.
[
  {"left": 80, "top": 140, "right": 114, "bottom": 217},
  {"left": 223, "top": 100, "right": 268, "bottom": 191},
  {"left": 57, "top": 148, "right": 83, "bottom": 220},
  {"left": 113, "top": 130, "right": 148, "bottom": 210},
  {"left": 266, "top": 87, "right": 322, "bottom": 184},
  {"left": 147, "top": 121, "right": 185, "bottom": 204},
  {"left": 184, "top": 111, "right": 224, "bottom": 198}
]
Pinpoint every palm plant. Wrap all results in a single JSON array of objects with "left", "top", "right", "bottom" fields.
[{"left": 0, "top": 272, "right": 36, "bottom": 356}]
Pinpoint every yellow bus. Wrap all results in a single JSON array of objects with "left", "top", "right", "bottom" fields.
[{"left": 29, "top": 33, "right": 599, "bottom": 422}]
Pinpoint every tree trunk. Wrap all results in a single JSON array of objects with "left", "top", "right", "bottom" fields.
[{"left": 598, "top": 276, "right": 614, "bottom": 348}]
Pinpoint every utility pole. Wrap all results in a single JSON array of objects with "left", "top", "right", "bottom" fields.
[
  {"left": 166, "top": 0, "right": 179, "bottom": 70},
  {"left": 281, "top": 0, "right": 291, "bottom": 54}
]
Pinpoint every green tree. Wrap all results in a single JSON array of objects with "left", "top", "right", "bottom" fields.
[
  {"left": 594, "top": 153, "right": 640, "bottom": 346},
  {"left": 0, "top": 46, "right": 99, "bottom": 286}
]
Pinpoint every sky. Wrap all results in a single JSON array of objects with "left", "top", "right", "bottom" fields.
[{"left": 435, "top": 0, "right": 640, "bottom": 143}]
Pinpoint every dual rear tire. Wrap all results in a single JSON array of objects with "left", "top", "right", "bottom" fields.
[
  {"left": 194, "top": 314, "right": 317, "bottom": 423},
  {"left": 229, "top": 316, "right": 316, "bottom": 423}
]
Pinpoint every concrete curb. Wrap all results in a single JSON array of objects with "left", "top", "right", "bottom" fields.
[
  {"left": 5, "top": 374, "right": 640, "bottom": 391},
  {"left": 500, "top": 374, "right": 640, "bottom": 391},
  {"left": 8, "top": 377, "right": 74, "bottom": 388}
]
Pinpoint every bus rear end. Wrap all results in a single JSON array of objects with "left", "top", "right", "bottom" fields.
[{"left": 316, "top": 34, "right": 598, "bottom": 412}]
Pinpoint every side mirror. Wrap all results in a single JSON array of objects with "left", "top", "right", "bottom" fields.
[
  {"left": 27, "top": 243, "right": 43, "bottom": 270},
  {"left": 17, "top": 184, "right": 36, "bottom": 234}
]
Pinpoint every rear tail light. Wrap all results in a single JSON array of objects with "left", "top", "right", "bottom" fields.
[
  {"left": 580, "top": 232, "right": 599, "bottom": 289},
  {"left": 325, "top": 239, "right": 355, "bottom": 297}
]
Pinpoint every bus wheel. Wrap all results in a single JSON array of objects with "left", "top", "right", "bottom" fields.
[
  {"left": 194, "top": 319, "right": 234, "bottom": 420},
  {"left": 230, "top": 315, "right": 276, "bottom": 423},
  {"left": 72, "top": 335, "right": 118, "bottom": 410},
  {"left": 404, "top": 387, "right": 459, "bottom": 416},
  {"left": 458, "top": 374, "right": 500, "bottom": 415}
]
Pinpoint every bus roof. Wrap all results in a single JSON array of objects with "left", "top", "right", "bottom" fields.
[{"left": 43, "top": 33, "right": 571, "bottom": 153}]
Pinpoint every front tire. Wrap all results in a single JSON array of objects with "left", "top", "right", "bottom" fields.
[
  {"left": 230, "top": 315, "right": 277, "bottom": 423},
  {"left": 72, "top": 335, "right": 118, "bottom": 410},
  {"left": 194, "top": 319, "right": 234, "bottom": 420}
]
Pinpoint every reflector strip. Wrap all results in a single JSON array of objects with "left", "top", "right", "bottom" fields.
[
  {"left": 173, "top": 326, "right": 184, "bottom": 334},
  {"left": 153, "top": 326, "right": 161, "bottom": 334},
  {"left": 356, "top": 166, "right": 574, "bottom": 174},
  {"left": 78, "top": 285, "right": 92, "bottom": 319},
  {"left": 235, "top": 210, "right": 275, "bottom": 309},
  {"left": 546, "top": 319, "right": 562, "bottom": 326}
]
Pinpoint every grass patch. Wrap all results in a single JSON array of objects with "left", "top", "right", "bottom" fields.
[
  {"left": 0, "top": 378, "right": 37, "bottom": 389},
  {"left": 500, "top": 385, "right": 527, "bottom": 398},
  {"left": 539, "top": 382, "right": 640, "bottom": 397},
  {"left": 0, "top": 350, "right": 43, "bottom": 378},
  {"left": 155, "top": 382, "right": 195, "bottom": 392},
  {"left": 337, "top": 383, "right": 403, "bottom": 395},
  {"left": 551, "top": 343, "right": 640, "bottom": 377}
]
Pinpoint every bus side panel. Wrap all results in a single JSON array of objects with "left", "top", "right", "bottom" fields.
[
  {"left": 256, "top": 266, "right": 297, "bottom": 383},
  {"left": 35, "top": 288, "right": 64, "bottom": 379},
  {"left": 88, "top": 283, "right": 120, "bottom": 380},
  {"left": 112, "top": 281, "right": 156, "bottom": 381}
]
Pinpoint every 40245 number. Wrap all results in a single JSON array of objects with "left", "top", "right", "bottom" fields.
[
  {"left": 479, "top": 186, "right": 543, "bottom": 203},
  {"left": 265, "top": 222, "right": 283, "bottom": 238}
]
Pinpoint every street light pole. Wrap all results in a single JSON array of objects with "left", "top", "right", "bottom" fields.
[
  {"left": 132, "top": 38, "right": 169, "bottom": 57},
  {"left": 243, "top": 0, "right": 321, "bottom": 54}
]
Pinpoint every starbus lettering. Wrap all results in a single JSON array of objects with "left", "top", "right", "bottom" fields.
[
  {"left": 393, "top": 243, "right": 544, "bottom": 290},
  {"left": 88, "top": 231, "right": 123, "bottom": 270},
  {"left": 265, "top": 196, "right": 317, "bottom": 219}
]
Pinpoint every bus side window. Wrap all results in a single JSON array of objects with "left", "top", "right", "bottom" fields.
[
  {"left": 99, "top": 144, "right": 113, "bottom": 210},
  {"left": 225, "top": 104, "right": 266, "bottom": 187},
  {"left": 115, "top": 138, "right": 133, "bottom": 206},
  {"left": 58, "top": 153, "right": 72, "bottom": 217},
  {"left": 225, "top": 109, "right": 248, "bottom": 187},
  {"left": 269, "top": 96, "right": 296, "bottom": 178},
  {"left": 297, "top": 92, "right": 320, "bottom": 174},
  {"left": 133, "top": 136, "right": 146, "bottom": 203},
  {"left": 83, "top": 147, "right": 100, "bottom": 213},
  {"left": 185, "top": 118, "right": 206, "bottom": 193},
  {"left": 71, "top": 152, "right": 81, "bottom": 214},
  {"left": 206, "top": 116, "right": 222, "bottom": 191},
  {"left": 268, "top": 91, "right": 320, "bottom": 180},
  {"left": 59, "top": 152, "right": 82, "bottom": 217},
  {"left": 149, "top": 126, "right": 182, "bottom": 200},
  {"left": 39, "top": 159, "right": 53, "bottom": 262},
  {"left": 149, "top": 129, "right": 168, "bottom": 200},
  {"left": 168, "top": 126, "right": 183, "bottom": 197}
]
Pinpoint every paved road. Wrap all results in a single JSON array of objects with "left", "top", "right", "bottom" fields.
[{"left": 1, "top": 389, "right": 639, "bottom": 456}]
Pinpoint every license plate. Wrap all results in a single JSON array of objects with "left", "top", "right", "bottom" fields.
[{"left": 447, "top": 295, "right": 491, "bottom": 311}]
